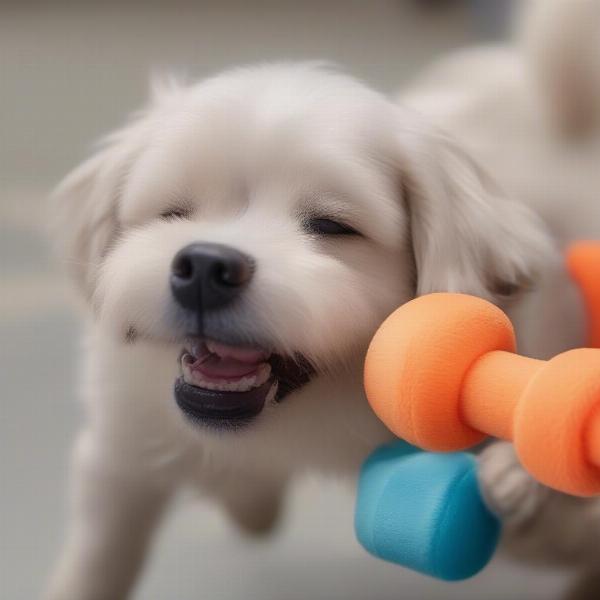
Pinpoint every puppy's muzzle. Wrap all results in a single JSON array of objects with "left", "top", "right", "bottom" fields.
[
  {"left": 170, "top": 242, "right": 254, "bottom": 311},
  {"left": 169, "top": 242, "right": 314, "bottom": 431}
]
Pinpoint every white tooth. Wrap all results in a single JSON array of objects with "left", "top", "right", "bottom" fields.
[
  {"left": 266, "top": 381, "right": 278, "bottom": 402},
  {"left": 181, "top": 358, "right": 193, "bottom": 384}
]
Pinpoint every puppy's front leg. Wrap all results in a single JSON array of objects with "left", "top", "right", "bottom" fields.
[
  {"left": 479, "top": 442, "right": 600, "bottom": 569},
  {"left": 46, "top": 431, "right": 174, "bottom": 600}
]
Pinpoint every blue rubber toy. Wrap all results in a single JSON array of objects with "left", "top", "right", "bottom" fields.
[{"left": 355, "top": 441, "right": 501, "bottom": 580}]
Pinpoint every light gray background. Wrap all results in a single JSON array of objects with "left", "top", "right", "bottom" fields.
[{"left": 1, "top": 1, "right": 578, "bottom": 598}]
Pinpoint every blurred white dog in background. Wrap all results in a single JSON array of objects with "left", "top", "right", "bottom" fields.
[
  {"left": 47, "top": 0, "right": 600, "bottom": 598},
  {"left": 400, "top": 0, "right": 600, "bottom": 590}
]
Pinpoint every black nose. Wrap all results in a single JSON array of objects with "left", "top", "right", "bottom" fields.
[{"left": 170, "top": 243, "right": 254, "bottom": 311}]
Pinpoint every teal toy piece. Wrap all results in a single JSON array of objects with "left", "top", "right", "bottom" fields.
[{"left": 355, "top": 441, "right": 501, "bottom": 581}]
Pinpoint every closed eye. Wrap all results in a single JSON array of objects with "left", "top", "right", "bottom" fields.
[
  {"left": 159, "top": 205, "right": 193, "bottom": 221},
  {"left": 303, "top": 217, "right": 361, "bottom": 236}
]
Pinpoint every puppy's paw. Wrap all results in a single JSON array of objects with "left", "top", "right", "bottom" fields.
[
  {"left": 478, "top": 441, "right": 549, "bottom": 528},
  {"left": 478, "top": 442, "right": 600, "bottom": 568}
]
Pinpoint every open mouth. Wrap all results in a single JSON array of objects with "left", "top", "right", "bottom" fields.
[{"left": 174, "top": 338, "right": 314, "bottom": 429}]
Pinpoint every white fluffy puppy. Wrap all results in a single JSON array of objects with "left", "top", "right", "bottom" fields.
[
  {"left": 399, "top": 0, "right": 600, "bottom": 584},
  {"left": 47, "top": 58, "right": 594, "bottom": 598}
]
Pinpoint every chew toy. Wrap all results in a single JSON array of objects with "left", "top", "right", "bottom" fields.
[
  {"left": 355, "top": 241, "right": 600, "bottom": 579},
  {"left": 567, "top": 241, "right": 600, "bottom": 348},
  {"left": 355, "top": 442, "right": 500, "bottom": 580},
  {"left": 364, "top": 292, "right": 600, "bottom": 497}
]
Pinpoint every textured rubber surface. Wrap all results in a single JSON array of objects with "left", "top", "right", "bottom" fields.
[
  {"left": 364, "top": 293, "right": 514, "bottom": 451},
  {"left": 515, "top": 349, "right": 600, "bottom": 496},
  {"left": 567, "top": 241, "right": 600, "bottom": 349},
  {"left": 364, "top": 292, "right": 600, "bottom": 496},
  {"left": 355, "top": 442, "right": 500, "bottom": 581}
]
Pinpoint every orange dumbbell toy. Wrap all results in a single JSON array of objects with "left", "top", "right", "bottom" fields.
[
  {"left": 567, "top": 242, "right": 600, "bottom": 348},
  {"left": 365, "top": 293, "right": 600, "bottom": 497}
]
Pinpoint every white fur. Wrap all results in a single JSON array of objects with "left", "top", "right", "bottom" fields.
[
  {"left": 399, "top": 0, "right": 600, "bottom": 580},
  {"left": 47, "top": 10, "right": 600, "bottom": 593},
  {"left": 519, "top": 0, "right": 600, "bottom": 136}
]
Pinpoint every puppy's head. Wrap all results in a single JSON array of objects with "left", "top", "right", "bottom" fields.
[{"left": 53, "top": 64, "right": 550, "bottom": 432}]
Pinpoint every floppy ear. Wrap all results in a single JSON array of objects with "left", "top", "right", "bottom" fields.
[
  {"left": 51, "top": 76, "right": 190, "bottom": 301},
  {"left": 50, "top": 112, "right": 154, "bottom": 301},
  {"left": 400, "top": 124, "right": 552, "bottom": 303}
]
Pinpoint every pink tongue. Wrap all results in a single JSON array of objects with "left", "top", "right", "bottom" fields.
[
  {"left": 187, "top": 340, "right": 268, "bottom": 380},
  {"left": 207, "top": 340, "right": 267, "bottom": 364},
  {"left": 193, "top": 354, "right": 261, "bottom": 379}
]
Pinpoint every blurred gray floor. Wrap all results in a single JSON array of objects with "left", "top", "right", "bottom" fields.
[{"left": 0, "top": 2, "right": 578, "bottom": 598}]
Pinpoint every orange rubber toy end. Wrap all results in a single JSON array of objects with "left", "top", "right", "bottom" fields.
[{"left": 567, "top": 241, "right": 600, "bottom": 349}]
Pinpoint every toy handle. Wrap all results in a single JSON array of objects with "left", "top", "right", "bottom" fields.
[{"left": 462, "top": 348, "right": 600, "bottom": 480}]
